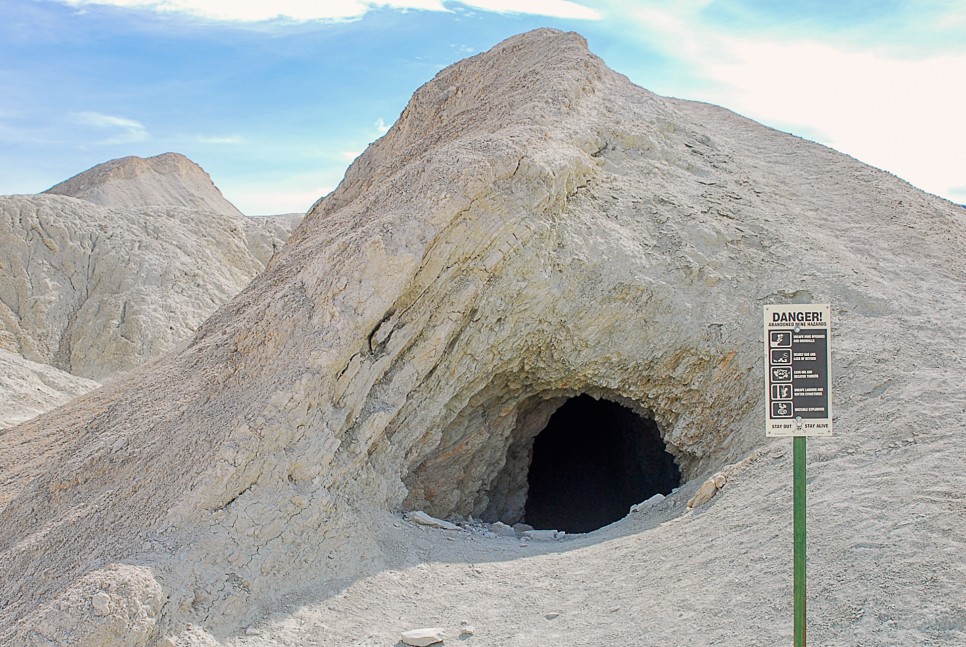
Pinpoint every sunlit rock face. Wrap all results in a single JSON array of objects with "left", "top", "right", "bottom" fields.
[{"left": 1, "top": 28, "right": 964, "bottom": 645}]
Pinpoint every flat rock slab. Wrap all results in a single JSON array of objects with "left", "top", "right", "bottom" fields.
[
  {"left": 400, "top": 627, "right": 446, "bottom": 646},
  {"left": 406, "top": 511, "right": 460, "bottom": 531}
]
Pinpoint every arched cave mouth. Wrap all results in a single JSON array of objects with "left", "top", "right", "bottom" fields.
[{"left": 522, "top": 395, "right": 681, "bottom": 534}]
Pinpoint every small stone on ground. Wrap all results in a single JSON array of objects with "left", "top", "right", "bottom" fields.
[{"left": 401, "top": 627, "right": 446, "bottom": 646}]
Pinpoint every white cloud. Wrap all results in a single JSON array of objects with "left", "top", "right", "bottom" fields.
[
  {"left": 341, "top": 149, "right": 363, "bottom": 161},
  {"left": 455, "top": 0, "right": 600, "bottom": 20},
  {"left": 702, "top": 39, "right": 966, "bottom": 201},
  {"left": 598, "top": 1, "right": 966, "bottom": 202},
  {"left": 58, "top": 0, "right": 444, "bottom": 22},
  {"left": 57, "top": 0, "right": 599, "bottom": 22},
  {"left": 71, "top": 111, "right": 149, "bottom": 143},
  {"left": 375, "top": 117, "right": 391, "bottom": 134},
  {"left": 196, "top": 134, "right": 245, "bottom": 144}
]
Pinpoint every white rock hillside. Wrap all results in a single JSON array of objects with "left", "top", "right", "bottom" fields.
[
  {"left": 0, "top": 153, "right": 299, "bottom": 382},
  {"left": 43, "top": 151, "right": 301, "bottom": 266},
  {"left": 0, "top": 349, "right": 99, "bottom": 429},
  {"left": 44, "top": 152, "right": 245, "bottom": 218},
  {"left": 0, "top": 29, "right": 963, "bottom": 647}
]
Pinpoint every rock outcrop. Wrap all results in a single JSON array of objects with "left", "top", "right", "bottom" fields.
[{"left": 1, "top": 29, "right": 964, "bottom": 646}]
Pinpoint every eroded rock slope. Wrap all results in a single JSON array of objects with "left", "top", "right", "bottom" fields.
[
  {"left": 45, "top": 152, "right": 245, "bottom": 218},
  {"left": 1, "top": 152, "right": 299, "bottom": 382},
  {"left": 0, "top": 29, "right": 963, "bottom": 646},
  {"left": 0, "top": 349, "right": 99, "bottom": 429}
]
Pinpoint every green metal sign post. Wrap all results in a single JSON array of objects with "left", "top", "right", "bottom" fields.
[
  {"left": 764, "top": 303, "right": 832, "bottom": 647},
  {"left": 793, "top": 435, "right": 807, "bottom": 647}
]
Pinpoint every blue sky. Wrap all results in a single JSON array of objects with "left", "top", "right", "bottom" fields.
[{"left": 1, "top": 0, "right": 964, "bottom": 214}]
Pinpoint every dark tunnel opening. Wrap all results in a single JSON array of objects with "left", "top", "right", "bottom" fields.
[{"left": 523, "top": 395, "right": 681, "bottom": 534}]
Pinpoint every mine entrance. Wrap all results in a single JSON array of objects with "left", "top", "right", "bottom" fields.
[{"left": 524, "top": 395, "right": 680, "bottom": 534}]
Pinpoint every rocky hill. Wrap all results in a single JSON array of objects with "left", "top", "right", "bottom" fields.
[
  {"left": 1, "top": 152, "right": 300, "bottom": 383},
  {"left": 44, "top": 152, "right": 246, "bottom": 218},
  {"left": 0, "top": 193, "right": 298, "bottom": 381},
  {"left": 0, "top": 29, "right": 963, "bottom": 647},
  {"left": 41, "top": 150, "right": 300, "bottom": 273}
]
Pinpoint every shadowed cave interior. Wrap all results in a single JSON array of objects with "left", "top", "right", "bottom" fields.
[{"left": 523, "top": 395, "right": 681, "bottom": 534}]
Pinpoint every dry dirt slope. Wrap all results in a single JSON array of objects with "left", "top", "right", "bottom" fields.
[{"left": 0, "top": 29, "right": 964, "bottom": 647}]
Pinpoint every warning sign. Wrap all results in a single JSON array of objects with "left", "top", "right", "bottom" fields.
[{"left": 764, "top": 304, "right": 832, "bottom": 437}]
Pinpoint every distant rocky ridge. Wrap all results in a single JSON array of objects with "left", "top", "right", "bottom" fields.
[
  {"left": 0, "top": 154, "right": 300, "bottom": 388},
  {"left": 41, "top": 150, "right": 302, "bottom": 266},
  {"left": 45, "top": 152, "right": 246, "bottom": 218}
]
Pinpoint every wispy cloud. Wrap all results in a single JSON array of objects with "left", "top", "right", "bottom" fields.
[
  {"left": 598, "top": 0, "right": 966, "bottom": 201},
  {"left": 456, "top": 0, "right": 600, "bottom": 20},
  {"left": 374, "top": 118, "right": 391, "bottom": 134},
  {"left": 57, "top": 0, "right": 444, "bottom": 22},
  {"left": 56, "top": 0, "right": 600, "bottom": 22},
  {"left": 71, "top": 111, "right": 149, "bottom": 143},
  {"left": 196, "top": 134, "right": 245, "bottom": 144}
]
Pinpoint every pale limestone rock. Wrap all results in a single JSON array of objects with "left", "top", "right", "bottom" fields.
[
  {"left": 0, "top": 348, "right": 99, "bottom": 429},
  {"left": 491, "top": 521, "right": 516, "bottom": 537},
  {"left": 406, "top": 510, "right": 461, "bottom": 530},
  {"left": 1, "top": 28, "right": 965, "bottom": 647},
  {"left": 630, "top": 493, "right": 665, "bottom": 513},
  {"left": 13, "top": 564, "right": 163, "bottom": 646},
  {"left": 687, "top": 477, "right": 720, "bottom": 510},
  {"left": 91, "top": 591, "right": 112, "bottom": 616},
  {"left": 0, "top": 192, "right": 297, "bottom": 381},
  {"left": 44, "top": 152, "right": 246, "bottom": 218},
  {"left": 400, "top": 627, "right": 446, "bottom": 646},
  {"left": 687, "top": 471, "right": 729, "bottom": 509}
]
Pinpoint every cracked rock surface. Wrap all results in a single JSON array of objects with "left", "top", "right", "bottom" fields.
[{"left": 0, "top": 29, "right": 964, "bottom": 647}]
